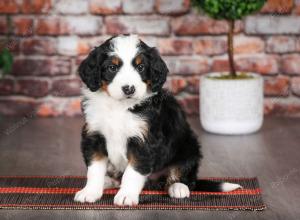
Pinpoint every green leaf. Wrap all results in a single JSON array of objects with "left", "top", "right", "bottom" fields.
[
  {"left": 0, "top": 48, "right": 13, "bottom": 75},
  {"left": 192, "top": 0, "right": 266, "bottom": 20}
]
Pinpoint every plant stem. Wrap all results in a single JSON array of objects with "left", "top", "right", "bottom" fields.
[{"left": 227, "top": 19, "right": 237, "bottom": 77}]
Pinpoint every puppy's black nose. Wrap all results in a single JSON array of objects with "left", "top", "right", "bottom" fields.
[{"left": 122, "top": 85, "right": 135, "bottom": 96}]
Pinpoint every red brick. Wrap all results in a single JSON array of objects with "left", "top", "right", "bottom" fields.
[
  {"left": 90, "top": 0, "right": 122, "bottom": 14},
  {"left": 194, "top": 37, "right": 227, "bottom": 55},
  {"left": 234, "top": 36, "right": 264, "bottom": 54},
  {"left": 264, "top": 98, "right": 300, "bottom": 116},
  {"left": 172, "top": 15, "right": 242, "bottom": 35},
  {"left": 15, "top": 79, "right": 49, "bottom": 97},
  {"left": 106, "top": 16, "right": 170, "bottom": 36},
  {"left": 195, "top": 37, "right": 263, "bottom": 56},
  {"left": 164, "top": 57, "right": 210, "bottom": 75},
  {"left": 177, "top": 95, "right": 199, "bottom": 115},
  {"left": 0, "top": 0, "right": 19, "bottom": 14},
  {"left": 21, "top": 0, "right": 51, "bottom": 14},
  {"left": 13, "top": 17, "right": 33, "bottom": 36},
  {"left": 169, "top": 76, "right": 200, "bottom": 95},
  {"left": 0, "top": 37, "right": 20, "bottom": 52},
  {"left": 123, "top": 0, "right": 154, "bottom": 14},
  {"left": 266, "top": 36, "right": 296, "bottom": 53},
  {"left": 212, "top": 55, "right": 279, "bottom": 75},
  {"left": 281, "top": 54, "right": 300, "bottom": 75},
  {"left": 169, "top": 77, "right": 187, "bottom": 94},
  {"left": 12, "top": 58, "right": 71, "bottom": 76},
  {"left": 36, "top": 98, "right": 81, "bottom": 117},
  {"left": 156, "top": 0, "right": 190, "bottom": 15},
  {"left": 212, "top": 58, "right": 230, "bottom": 72},
  {"left": 0, "top": 98, "right": 36, "bottom": 116},
  {"left": 291, "top": 77, "right": 300, "bottom": 96},
  {"left": 295, "top": 0, "right": 300, "bottom": 14},
  {"left": 157, "top": 38, "right": 192, "bottom": 55},
  {"left": 297, "top": 38, "right": 300, "bottom": 51},
  {"left": 237, "top": 55, "right": 279, "bottom": 75},
  {"left": 77, "top": 40, "right": 90, "bottom": 55},
  {"left": 36, "top": 17, "right": 102, "bottom": 36},
  {"left": 51, "top": 78, "right": 82, "bottom": 96},
  {"left": 261, "top": 0, "right": 293, "bottom": 14},
  {"left": 36, "top": 18, "right": 67, "bottom": 35},
  {"left": 0, "top": 79, "right": 14, "bottom": 95},
  {"left": 21, "top": 38, "right": 56, "bottom": 55},
  {"left": 264, "top": 76, "right": 290, "bottom": 96},
  {"left": 0, "top": 17, "right": 7, "bottom": 34}
]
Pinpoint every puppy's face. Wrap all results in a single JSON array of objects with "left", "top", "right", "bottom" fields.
[{"left": 79, "top": 35, "right": 169, "bottom": 100}]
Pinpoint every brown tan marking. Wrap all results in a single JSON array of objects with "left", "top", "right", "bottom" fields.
[
  {"left": 166, "top": 167, "right": 181, "bottom": 187},
  {"left": 127, "top": 152, "right": 138, "bottom": 167},
  {"left": 101, "top": 81, "right": 111, "bottom": 96},
  {"left": 135, "top": 55, "right": 142, "bottom": 65},
  {"left": 112, "top": 57, "right": 120, "bottom": 65},
  {"left": 92, "top": 152, "right": 106, "bottom": 161}
]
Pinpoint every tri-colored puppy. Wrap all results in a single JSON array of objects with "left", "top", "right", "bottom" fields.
[{"left": 75, "top": 35, "right": 241, "bottom": 206}]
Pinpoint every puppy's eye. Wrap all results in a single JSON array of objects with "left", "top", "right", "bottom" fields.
[
  {"left": 137, "top": 64, "right": 145, "bottom": 72},
  {"left": 108, "top": 65, "right": 118, "bottom": 73}
]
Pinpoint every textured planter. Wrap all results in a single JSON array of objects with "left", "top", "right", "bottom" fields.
[{"left": 200, "top": 72, "right": 264, "bottom": 135}]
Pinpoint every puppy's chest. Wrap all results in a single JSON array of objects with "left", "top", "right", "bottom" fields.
[{"left": 85, "top": 94, "right": 147, "bottom": 171}]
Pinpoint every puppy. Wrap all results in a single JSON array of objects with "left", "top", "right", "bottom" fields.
[{"left": 75, "top": 35, "right": 241, "bottom": 206}]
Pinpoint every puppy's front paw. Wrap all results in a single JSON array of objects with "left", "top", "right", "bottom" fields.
[
  {"left": 113, "top": 189, "right": 139, "bottom": 206},
  {"left": 74, "top": 187, "right": 103, "bottom": 203},
  {"left": 168, "top": 182, "right": 190, "bottom": 198}
]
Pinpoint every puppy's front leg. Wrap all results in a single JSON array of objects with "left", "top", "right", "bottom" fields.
[
  {"left": 114, "top": 165, "right": 146, "bottom": 206},
  {"left": 74, "top": 158, "right": 107, "bottom": 203}
]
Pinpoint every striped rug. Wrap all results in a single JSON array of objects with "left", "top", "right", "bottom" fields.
[{"left": 0, "top": 176, "right": 266, "bottom": 210}]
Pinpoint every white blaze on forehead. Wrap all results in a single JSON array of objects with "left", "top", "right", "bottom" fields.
[{"left": 110, "top": 35, "right": 140, "bottom": 62}]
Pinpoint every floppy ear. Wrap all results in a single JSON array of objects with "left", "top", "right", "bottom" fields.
[
  {"left": 148, "top": 48, "right": 169, "bottom": 92},
  {"left": 78, "top": 47, "right": 106, "bottom": 92}
]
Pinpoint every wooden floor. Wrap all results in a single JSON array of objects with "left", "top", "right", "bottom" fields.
[{"left": 0, "top": 116, "right": 299, "bottom": 220}]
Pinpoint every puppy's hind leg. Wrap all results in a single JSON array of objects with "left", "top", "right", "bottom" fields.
[
  {"left": 167, "top": 135, "right": 200, "bottom": 199},
  {"left": 167, "top": 162, "right": 198, "bottom": 199}
]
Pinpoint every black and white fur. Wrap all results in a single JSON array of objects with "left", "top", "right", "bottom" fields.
[{"left": 75, "top": 35, "right": 241, "bottom": 206}]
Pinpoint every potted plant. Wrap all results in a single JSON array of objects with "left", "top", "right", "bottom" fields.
[{"left": 192, "top": 0, "right": 266, "bottom": 135}]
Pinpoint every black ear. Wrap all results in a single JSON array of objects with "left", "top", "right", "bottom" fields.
[
  {"left": 78, "top": 47, "right": 106, "bottom": 92},
  {"left": 148, "top": 48, "right": 169, "bottom": 92}
]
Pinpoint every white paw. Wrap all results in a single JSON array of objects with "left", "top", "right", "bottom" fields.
[
  {"left": 168, "top": 182, "right": 190, "bottom": 198},
  {"left": 113, "top": 189, "right": 139, "bottom": 206},
  {"left": 74, "top": 187, "right": 103, "bottom": 203},
  {"left": 221, "top": 182, "right": 243, "bottom": 192}
]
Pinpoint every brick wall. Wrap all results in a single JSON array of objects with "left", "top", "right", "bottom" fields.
[{"left": 0, "top": 0, "right": 300, "bottom": 117}]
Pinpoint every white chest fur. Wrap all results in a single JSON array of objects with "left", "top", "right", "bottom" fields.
[{"left": 83, "top": 89, "right": 147, "bottom": 172}]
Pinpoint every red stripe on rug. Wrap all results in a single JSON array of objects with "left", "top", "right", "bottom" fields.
[
  {"left": 0, "top": 203, "right": 266, "bottom": 209},
  {"left": 0, "top": 187, "right": 261, "bottom": 195}
]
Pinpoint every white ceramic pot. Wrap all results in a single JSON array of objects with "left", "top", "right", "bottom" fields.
[{"left": 200, "top": 72, "right": 264, "bottom": 135}]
